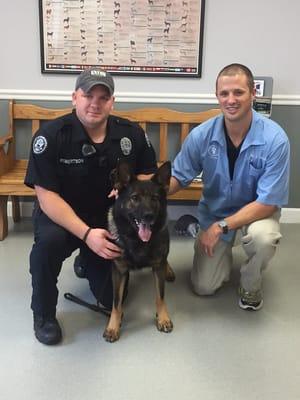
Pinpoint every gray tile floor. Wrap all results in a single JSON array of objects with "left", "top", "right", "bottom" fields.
[{"left": 0, "top": 218, "right": 300, "bottom": 400}]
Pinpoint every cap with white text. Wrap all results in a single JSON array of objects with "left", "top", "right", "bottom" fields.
[{"left": 75, "top": 68, "right": 114, "bottom": 95}]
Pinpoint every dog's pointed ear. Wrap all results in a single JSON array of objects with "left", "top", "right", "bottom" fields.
[
  {"left": 111, "top": 159, "right": 136, "bottom": 192},
  {"left": 151, "top": 161, "right": 171, "bottom": 192}
]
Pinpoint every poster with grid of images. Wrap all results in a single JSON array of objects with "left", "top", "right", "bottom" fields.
[{"left": 40, "top": 0, "right": 205, "bottom": 76}]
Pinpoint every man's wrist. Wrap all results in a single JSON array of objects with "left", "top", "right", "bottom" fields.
[
  {"left": 82, "top": 227, "right": 92, "bottom": 242},
  {"left": 217, "top": 219, "right": 229, "bottom": 234}
]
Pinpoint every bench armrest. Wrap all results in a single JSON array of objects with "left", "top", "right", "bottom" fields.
[
  {"left": 0, "top": 134, "right": 13, "bottom": 147},
  {"left": 0, "top": 135, "right": 15, "bottom": 175}
]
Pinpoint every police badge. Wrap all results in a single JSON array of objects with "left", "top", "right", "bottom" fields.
[{"left": 120, "top": 137, "right": 132, "bottom": 156}]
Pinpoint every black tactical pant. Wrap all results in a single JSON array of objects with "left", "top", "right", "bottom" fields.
[{"left": 29, "top": 206, "right": 113, "bottom": 318}]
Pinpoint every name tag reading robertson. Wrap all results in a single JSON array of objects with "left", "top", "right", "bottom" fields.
[{"left": 59, "top": 158, "right": 84, "bottom": 165}]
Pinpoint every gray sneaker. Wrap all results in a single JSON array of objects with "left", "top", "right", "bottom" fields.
[{"left": 238, "top": 287, "right": 263, "bottom": 311}]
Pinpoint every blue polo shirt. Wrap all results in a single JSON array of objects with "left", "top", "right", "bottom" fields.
[{"left": 172, "top": 110, "right": 290, "bottom": 241}]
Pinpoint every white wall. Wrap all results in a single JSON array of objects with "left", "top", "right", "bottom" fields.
[{"left": 1, "top": 0, "right": 300, "bottom": 98}]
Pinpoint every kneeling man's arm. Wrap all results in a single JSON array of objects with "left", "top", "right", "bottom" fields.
[
  {"left": 222, "top": 201, "right": 278, "bottom": 232},
  {"left": 168, "top": 176, "right": 184, "bottom": 195}
]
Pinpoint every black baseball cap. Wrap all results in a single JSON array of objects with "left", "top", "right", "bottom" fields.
[{"left": 75, "top": 68, "right": 114, "bottom": 95}]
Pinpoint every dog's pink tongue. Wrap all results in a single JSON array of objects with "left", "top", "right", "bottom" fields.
[{"left": 138, "top": 223, "right": 152, "bottom": 242}]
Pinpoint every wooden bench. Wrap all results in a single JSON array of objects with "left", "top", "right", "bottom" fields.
[{"left": 0, "top": 100, "right": 220, "bottom": 240}]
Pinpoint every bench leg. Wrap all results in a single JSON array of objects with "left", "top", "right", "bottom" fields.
[
  {"left": 0, "top": 196, "right": 9, "bottom": 241},
  {"left": 12, "top": 196, "right": 21, "bottom": 223}
]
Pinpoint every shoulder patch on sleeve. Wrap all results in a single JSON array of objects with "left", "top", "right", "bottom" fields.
[{"left": 33, "top": 136, "right": 48, "bottom": 154}]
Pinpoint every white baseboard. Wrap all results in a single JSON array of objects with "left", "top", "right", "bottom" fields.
[
  {"left": 8, "top": 201, "right": 35, "bottom": 218},
  {"left": 7, "top": 201, "right": 300, "bottom": 223},
  {"left": 279, "top": 208, "right": 300, "bottom": 223},
  {"left": 167, "top": 205, "right": 300, "bottom": 223}
]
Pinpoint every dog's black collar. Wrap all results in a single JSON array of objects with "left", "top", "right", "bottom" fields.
[{"left": 108, "top": 235, "right": 124, "bottom": 249}]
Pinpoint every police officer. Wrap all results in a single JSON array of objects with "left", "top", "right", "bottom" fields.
[{"left": 25, "top": 68, "right": 157, "bottom": 345}]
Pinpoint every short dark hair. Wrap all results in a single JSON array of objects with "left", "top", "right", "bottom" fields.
[{"left": 216, "top": 63, "right": 254, "bottom": 93}]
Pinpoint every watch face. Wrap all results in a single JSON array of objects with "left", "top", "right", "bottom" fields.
[{"left": 218, "top": 220, "right": 228, "bottom": 233}]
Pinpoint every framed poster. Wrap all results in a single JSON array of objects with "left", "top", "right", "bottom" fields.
[{"left": 39, "top": 0, "right": 205, "bottom": 77}]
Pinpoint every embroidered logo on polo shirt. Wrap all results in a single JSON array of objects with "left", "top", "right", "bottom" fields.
[
  {"left": 33, "top": 136, "right": 47, "bottom": 154},
  {"left": 120, "top": 137, "right": 132, "bottom": 155},
  {"left": 208, "top": 144, "right": 218, "bottom": 158}
]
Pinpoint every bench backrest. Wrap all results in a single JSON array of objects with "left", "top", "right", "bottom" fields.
[{"left": 8, "top": 100, "right": 221, "bottom": 163}]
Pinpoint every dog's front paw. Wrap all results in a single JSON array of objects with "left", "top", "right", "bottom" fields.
[
  {"left": 165, "top": 263, "right": 176, "bottom": 282},
  {"left": 103, "top": 328, "right": 120, "bottom": 343},
  {"left": 156, "top": 315, "right": 173, "bottom": 333}
]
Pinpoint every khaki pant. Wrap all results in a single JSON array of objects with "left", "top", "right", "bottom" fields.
[{"left": 191, "top": 212, "right": 282, "bottom": 295}]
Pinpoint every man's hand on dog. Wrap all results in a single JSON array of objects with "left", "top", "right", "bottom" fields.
[
  {"left": 108, "top": 188, "right": 119, "bottom": 199},
  {"left": 85, "top": 228, "right": 122, "bottom": 259}
]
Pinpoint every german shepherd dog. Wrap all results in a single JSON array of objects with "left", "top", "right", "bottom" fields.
[{"left": 103, "top": 160, "right": 175, "bottom": 342}]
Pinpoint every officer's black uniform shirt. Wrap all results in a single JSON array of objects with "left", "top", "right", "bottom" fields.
[{"left": 25, "top": 111, "right": 157, "bottom": 227}]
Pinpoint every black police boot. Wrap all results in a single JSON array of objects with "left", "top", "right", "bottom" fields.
[
  {"left": 33, "top": 314, "right": 62, "bottom": 345},
  {"left": 73, "top": 254, "right": 86, "bottom": 278}
]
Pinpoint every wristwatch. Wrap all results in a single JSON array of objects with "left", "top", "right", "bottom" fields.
[{"left": 217, "top": 220, "right": 229, "bottom": 234}]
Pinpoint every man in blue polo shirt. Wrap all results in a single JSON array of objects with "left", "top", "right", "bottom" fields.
[{"left": 170, "top": 63, "right": 290, "bottom": 310}]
